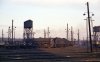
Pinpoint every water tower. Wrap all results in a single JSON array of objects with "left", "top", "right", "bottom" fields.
[
  {"left": 93, "top": 26, "right": 100, "bottom": 44},
  {"left": 23, "top": 20, "right": 33, "bottom": 40}
]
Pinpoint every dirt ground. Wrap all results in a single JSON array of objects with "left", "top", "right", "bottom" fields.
[{"left": 40, "top": 46, "right": 100, "bottom": 56}]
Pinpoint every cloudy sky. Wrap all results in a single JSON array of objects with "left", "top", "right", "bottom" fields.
[{"left": 0, "top": 0, "right": 100, "bottom": 40}]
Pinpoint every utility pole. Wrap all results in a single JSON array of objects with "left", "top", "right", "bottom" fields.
[
  {"left": 14, "top": 28, "right": 15, "bottom": 41},
  {"left": 78, "top": 29, "right": 80, "bottom": 44},
  {"left": 44, "top": 29, "right": 46, "bottom": 38},
  {"left": 2, "top": 29, "right": 4, "bottom": 42},
  {"left": 47, "top": 27, "right": 50, "bottom": 38},
  {"left": 67, "top": 23, "right": 69, "bottom": 40},
  {"left": 87, "top": 2, "right": 93, "bottom": 52},
  {"left": 8, "top": 27, "right": 11, "bottom": 42},
  {"left": 12, "top": 20, "right": 14, "bottom": 44},
  {"left": 71, "top": 26, "right": 73, "bottom": 42}
]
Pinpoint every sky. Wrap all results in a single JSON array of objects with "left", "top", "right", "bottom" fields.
[{"left": 0, "top": 0, "right": 100, "bottom": 40}]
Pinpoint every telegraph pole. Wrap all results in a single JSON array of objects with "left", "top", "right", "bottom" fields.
[
  {"left": 67, "top": 23, "right": 68, "bottom": 40},
  {"left": 78, "top": 29, "right": 80, "bottom": 44},
  {"left": 71, "top": 26, "right": 73, "bottom": 42},
  {"left": 44, "top": 29, "right": 46, "bottom": 38},
  {"left": 2, "top": 29, "right": 4, "bottom": 42},
  {"left": 8, "top": 27, "right": 11, "bottom": 42},
  {"left": 14, "top": 28, "right": 15, "bottom": 41},
  {"left": 12, "top": 20, "right": 14, "bottom": 44},
  {"left": 47, "top": 27, "right": 50, "bottom": 38},
  {"left": 87, "top": 2, "right": 93, "bottom": 52}
]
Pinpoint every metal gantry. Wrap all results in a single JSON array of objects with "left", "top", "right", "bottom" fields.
[{"left": 7, "top": 20, "right": 16, "bottom": 45}]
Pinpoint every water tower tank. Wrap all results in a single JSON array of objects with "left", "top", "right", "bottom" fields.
[
  {"left": 24, "top": 20, "right": 33, "bottom": 28},
  {"left": 93, "top": 26, "right": 100, "bottom": 32},
  {"left": 23, "top": 19, "right": 33, "bottom": 40}
]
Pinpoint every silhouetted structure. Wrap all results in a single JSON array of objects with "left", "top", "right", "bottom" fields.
[
  {"left": 93, "top": 26, "right": 100, "bottom": 46},
  {"left": 83, "top": 2, "right": 94, "bottom": 52},
  {"left": 71, "top": 26, "right": 73, "bottom": 42},
  {"left": 44, "top": 29, "right": 46, "bottom": 38},
  {"left": 23, "top": 20, "right": 34, "bottom": 46},
  {"left": 77, "top": 29, "right": 80, "bottom": 44},
  {"left": 47, "top": 27, "right": 50, "bottom": 38},
  {"left": 23, "top": 20, "right": 33, "bottom": 39},
  {"left": 67, "top": 23, "right": 69, "bottom": 40},
  {"left": 2, "top": 29, "right": 4, "bottom": 42}
]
